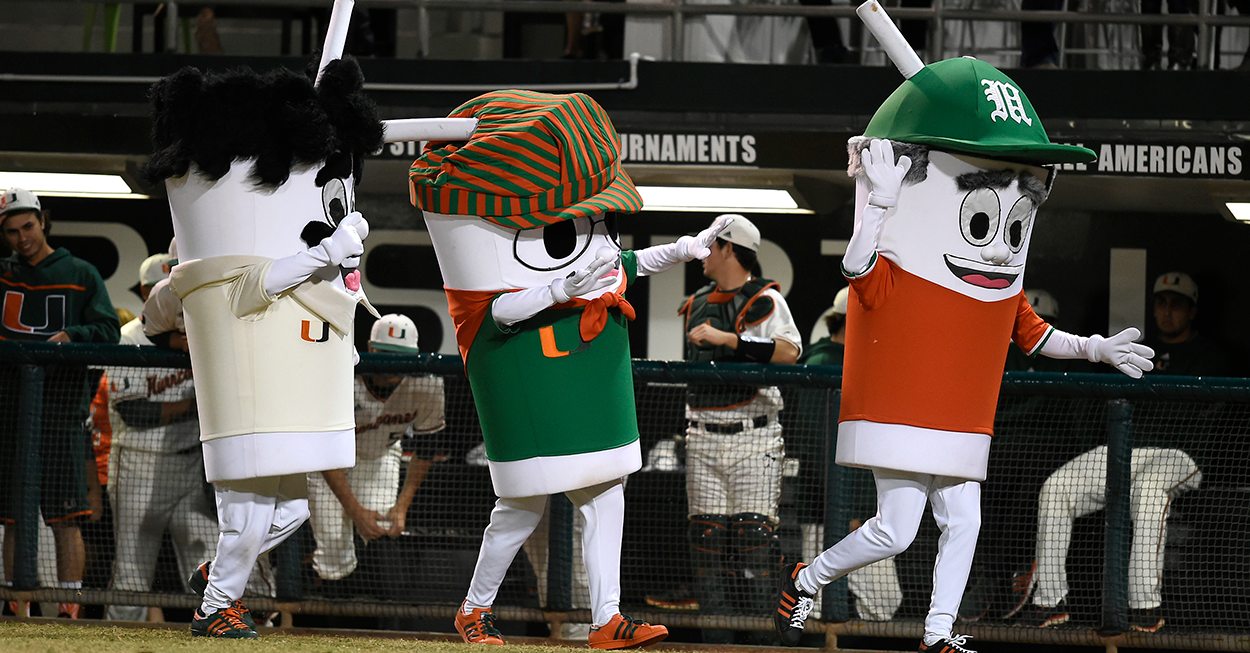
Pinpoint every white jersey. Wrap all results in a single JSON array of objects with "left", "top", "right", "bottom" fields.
[
  {"left": 686, "top": 286, "right": 802, "bottom": 423},
  {"left": 354, "top": 375, "right": 446, "bottom": 460},
  {"left": 119, "top": 317, "right": 152, "bottom": 346},
  {"left": 108, "top": 319, "right": 198, "bottom": 453}
]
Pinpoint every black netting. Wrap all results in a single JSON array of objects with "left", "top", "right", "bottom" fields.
[{"left": 3, "top": 344, "right": 1250, "bottom": 646}]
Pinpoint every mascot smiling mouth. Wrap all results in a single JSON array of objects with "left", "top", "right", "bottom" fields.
[{"left": 943, "top": 254, "right": 1022, "bottom": 289}]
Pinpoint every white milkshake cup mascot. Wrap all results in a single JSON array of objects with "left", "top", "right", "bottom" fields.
[
  {"left": 142, "top": 56, "right": 384, "bottom": 638},
  {"left": 408, "top": 90, "right": 726, "bottom": 648},
  {"left": 773, "top": 4, "right": 1154, "bottom": 652}
]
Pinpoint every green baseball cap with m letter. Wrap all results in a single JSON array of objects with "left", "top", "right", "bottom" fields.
[{"left": 864, "top": 57, "right": 1096, "bottom": 166}]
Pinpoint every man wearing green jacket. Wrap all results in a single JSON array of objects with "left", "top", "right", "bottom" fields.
[
  {"left": 801, "top": 286, "right": 849, "bottom": 367},
  {"left": 1, "top": 187, "right": 120, "bottom": 618}
]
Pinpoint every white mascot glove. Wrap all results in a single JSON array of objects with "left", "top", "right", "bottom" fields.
[
  {"left": 494, "top": 247, "right": 620, "bottom": 327},
  {"left": 676, "top": 214, "right": 734, "bottom": 261},
  {"left": 1085, "top": 327, "right": 1155, "bottom": 379},
  {"left": 264, "top": 213, "right": 368, "bottom": 297},
  {"left": 633, "top": 214, "right": 733, "bottom": 276},
  {"left": 550, "top": 248, "right": 619, "bottom": 303},
  {"left": 843, "top": 139, "right": 911, "bottom": 276},
  {"left": 319, "top": 212, "right": 366, "bottom": 268}
]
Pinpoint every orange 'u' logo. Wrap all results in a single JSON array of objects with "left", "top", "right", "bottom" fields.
[{"left": 301, "top": 320, "right": 330, "bottom": 343}]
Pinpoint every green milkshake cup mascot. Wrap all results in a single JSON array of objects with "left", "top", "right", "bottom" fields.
[{"left": 410, "top": 90, "right": 731, "bottom": 648}]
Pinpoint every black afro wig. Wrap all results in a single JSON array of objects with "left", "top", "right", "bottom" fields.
[{"left": 143, "top": 57, "right": 384, "bottom": 190}]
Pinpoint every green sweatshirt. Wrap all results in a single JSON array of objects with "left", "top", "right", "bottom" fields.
[
  {"left": 0, "top": 248, "right": 120, "bottom": 343},
  {"left": 801, "top": 337, "right": 845, "bottom": 367}
]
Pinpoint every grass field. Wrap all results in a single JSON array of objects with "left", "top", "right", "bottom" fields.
[{"left": 0, "top": 621, "right": 573, "bottom": 653}]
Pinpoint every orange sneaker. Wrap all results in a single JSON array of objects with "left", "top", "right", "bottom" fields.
[
  {"left": 58, "top": 603, "right": 81, "bottom": 619},
  {"left": 588, "top": 614, "right": 669, "bottom": 649},
  {"left": 454, "top": 602, "right": 505, "bottom": 645}
]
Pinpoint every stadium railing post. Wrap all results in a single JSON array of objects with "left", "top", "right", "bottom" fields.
[
  {"left": 11, "top": 364, "right": 45, "bottom": 591},
  {"left": 1099, "top": 398, "right": 1133, "bottom": 635},
  {"left": 547, "top": 494, "right": 575, "bottom": 611},
  {"left": 274, "top": 525, "right": 305, "bottom": 602},
  {"left": 821, "top": 388, "right": 851, "bottom": 623}
]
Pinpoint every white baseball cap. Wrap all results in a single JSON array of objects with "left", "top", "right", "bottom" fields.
[
  {"left": 369, "top": 314, "right": 420, "bottom": 353},
  {"left": 1154, "top": 272, "right": 1198, "bottom": 304},
  {"left": 0, "top": 187, "right": 41, "bottom": 219},
  {"left": 139, "top": 253, "right": 172, "bottom": 287},
  {"left": 1024, "top": 289, "right": 1059, "bottom": 319},
  {"left": 831, "top": 286, "right": 850, "bottom": 315},
  {"left": 715, "top": 214, "right": 760, "bottom": 252}
]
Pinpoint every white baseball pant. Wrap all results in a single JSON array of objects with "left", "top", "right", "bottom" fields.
[
  {"left": 307, "top": 447, "right": 401, "bottom": 581},
  {"left": 1032, "top": 445, "right": 1201, "bottom": 610},
  {"left": 684, "top": 422, "right": 784, "bottom": 522},
  {"left": 106, "top": 447, "right": 217, "bottom": 621}
]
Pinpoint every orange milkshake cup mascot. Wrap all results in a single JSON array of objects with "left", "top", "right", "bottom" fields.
[{"left": 773, "top": 4, "right": 1153, "bottom": 652}]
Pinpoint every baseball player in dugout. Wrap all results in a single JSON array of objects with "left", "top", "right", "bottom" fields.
[
  {"left": 1, "top": 187, "right": 121, "bottom": 619},
  {"left": 772, "top": 5, "right": 1154, "bottom": 652},
  {"left": 1145, "top": 272, "right": 1230, "bottom": 376},
  {"left": 678, "top": 214, "right": 802, "bottom": 644},
  {"left": 307, "top": 313, "right": 446, "bottom": 594}
]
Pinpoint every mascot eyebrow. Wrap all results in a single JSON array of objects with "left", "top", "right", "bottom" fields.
[
  {"left": 846, "top": 136, "right": 930, "bottom": 185},
  {"left": 955, "top": 169, "right": 1050, "bottom": 207}
]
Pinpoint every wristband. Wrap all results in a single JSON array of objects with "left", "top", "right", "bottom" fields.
[{"left": 737, "top": 335, "right": 776, "bottom": 362}]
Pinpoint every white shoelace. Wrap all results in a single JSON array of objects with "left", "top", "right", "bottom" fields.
[
  {"left": 943, "top": 634, "right": 976, "bottom": 652},
  {"left": 789, "top": 595, "right": 814, "bottom": 629}
]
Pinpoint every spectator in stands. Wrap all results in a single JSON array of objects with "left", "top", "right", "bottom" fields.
[
  {"left": 1020, "top": 0, "right": 1063, "bottom": 69},
  {"left": 899, "top": 0, "right": 932, "bottom": 55},
  {"left": 1144, "top": 272, "right": 1229, "bottom": 376},
  {"left": 1141, "top": 0, "right": 1197, "bottom": 70},
  {"left": 797, "top": 0, "right": 850, "bottom": 64},
  {"left": 802, "top": 286, "right": 849, "bottom": 366},
  {"left": 1016, "top": 275, "right": 1218, "bottom": 632},
  {"left": 0, "top": 187, "right": 121, "bottom": 619},
  {"left": 307, "top": 314, "right": 446, "bottom": 593},
  {"left": 675, "top": 215, "right": 801, "bottom": 643}
]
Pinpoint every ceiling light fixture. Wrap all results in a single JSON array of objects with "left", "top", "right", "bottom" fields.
[
  {"left": 1227, "top": 202, "right": 1250, "bottom": 222},
  {"left": 636, "top": 186, "right": 811, "bottom": 214},
  {"left": 0, "top": 171, "right": 149, "bottom": 199}
]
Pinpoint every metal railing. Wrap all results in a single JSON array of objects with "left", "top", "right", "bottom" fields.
[
  {"left": 36, "top": 0, "right": 1250, "bottom": 68},
  {"left": 3, "top": 341, "right": 1250, "bottom": 650}
]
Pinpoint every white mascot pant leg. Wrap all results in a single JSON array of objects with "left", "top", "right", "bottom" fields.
[
  {"left": 798, "top": 470, "right": 980, "bottom": 640},
  {"left": 566, "top": 480, "right": 625, "bottom": 626},
  {"left": 466, "top": 479, "right": 625, "bottom": 626},
  {"left": 201, "top": 474, "right": 310, "bottom": 612}
]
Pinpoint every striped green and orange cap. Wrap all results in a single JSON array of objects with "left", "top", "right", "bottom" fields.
[{"left": 408, "top": 90, "right": 641, "bottom": 230}]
